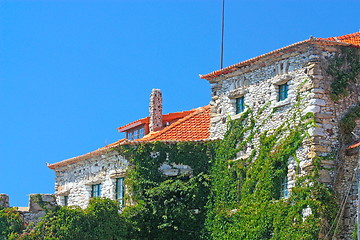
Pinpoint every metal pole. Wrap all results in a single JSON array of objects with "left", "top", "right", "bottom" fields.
[{"left": 220, "top": 0, "right": 225, "bottom": 69}]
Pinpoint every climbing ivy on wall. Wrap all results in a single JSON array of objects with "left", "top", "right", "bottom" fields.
[
  {"left": 327, "top": 46, "right": 360, "bottom": 101},
  {"left": 339, "top": 104, "right": 360, "bottom": 144},
  {"left": 119, "top": 141, "right": 215, "bottom": 240},
  {"left": 205, "top": 103, "right": 337, "bottom": 239}
]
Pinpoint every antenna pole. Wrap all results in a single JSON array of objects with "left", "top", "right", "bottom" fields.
[{"left": 220, "top": 0, "right": 225, "bottom": 69}]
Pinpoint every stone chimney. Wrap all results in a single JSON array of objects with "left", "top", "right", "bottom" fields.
[{"left": 149, "top": 89, "right": 163, "bottom": 132}]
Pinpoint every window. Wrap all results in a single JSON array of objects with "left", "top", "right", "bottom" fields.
[
  {"left": 115, "top": 178, "right": 125, "bottom": 207},
  {"left": 139, "top": 128, "right": 145, "bottom": 138},
  {"left": 278, "top": 83, "right": 288, "bottom": 101},
  {"left": 126, "top": 126, "right": 145, "bottom": 140},
  {"left": 91, "top": 184, "right": 101, "bottom": 198},
  {"left": 280, "top": 177, "right": 289, "bottom": 199},
  {"left": 63, "top": 196, "right": 69, "bottom": 206},
  {"left": 236, "top": 96, "right": 245, "bottom": 114}
]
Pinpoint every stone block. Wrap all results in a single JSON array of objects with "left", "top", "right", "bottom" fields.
[
  {"left": 307, "top": 151, "right": 317, "bottom": 159},
  {"left": 303, "top": 105, "right": 320, "bottom": 114},
  {"left": 310, "top": 144, "right": 328, "bottom": 152},
  {"left": 319, "top": 170, "right": 332, "bottom": 183},
  {"left": 312, "top": 88, "right": 325, "bottom": 94},
  {"left": 299, "top": 81, "right": 314, "bottom": 92},
  {"left": 308, "top": 127, "right": 325, "bottom": 137},
  {"left": 309, "top": 98, "right": 326, "bottom": 107}
]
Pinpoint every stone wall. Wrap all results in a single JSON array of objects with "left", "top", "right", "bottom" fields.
[
  {"left": 209, "top": 44, "right": 318, "bottom": 191},
  {"left": 54, "top": 151, "right": 128, "bottom": 208},
  {"left": 22, "top": 194, "right": 57, "bottom": 225},
  {"left": 207, "top": 43, "right": 360, "bottom": 239},
  {"left": 308, "top": 45, "right": 359, "bottom": 240},
  {"left": 0, "top": 194, "right": 56, "bottom": 225},
  {"left": 0, "top": 194, "right": 9, "bottom": 208}
]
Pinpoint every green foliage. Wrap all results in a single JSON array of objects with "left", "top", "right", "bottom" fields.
[
  {"left": 352, "top": 223, "right": 358, "bottom": 240},
  {"left": 0, "top": 207, "right": 25, "bottom": 240},
  {"left": 119, "top": 141, "right": 215, "bottom": 240},
  {"left": 327, "top": 47, "right": 360, "bottom": 101},
  {"left": 16, "top": 198, "right": 128, "bottom": 240},
  {"left": 339, "top": 104, "right": 360, "bottom": 144},
  {"left": 205, "top": 102, "right": 337, "bottom": 239}
]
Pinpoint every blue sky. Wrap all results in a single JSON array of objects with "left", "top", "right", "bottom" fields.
[{"left": 0, "top": 0, "right": 359, "bottom": 207}]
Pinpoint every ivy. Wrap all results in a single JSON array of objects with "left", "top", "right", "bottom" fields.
[
  {"left": 205, "top": 101, "right": 337, "bottom": 239},
  {"left": 118, "top": 141, "right": 215, "bottom": 240},
  {"left": 0, "top": 207, "right": 25, "bottom": 239},
  {"left": 13, "top": 198, "right": 129, "bottom": 240},
  {"left": 327, "top": 47, "right": 360, "bottom": 101},
  {"left": 339, "top": 104, "right": 360, "bottom": 144}
]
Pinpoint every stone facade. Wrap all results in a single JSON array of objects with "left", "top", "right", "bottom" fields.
[
  {"left": 204, "top": 42, "right": 359, "bottom": 239},
  {"left": 54, "top": 151, "right": 128, "bottom": 208},
  {"left": 47, "top": 36, "right": 359, "bottom": 238},
  {"left": 0, "top": 194, "right": 56, "bottom": 225},
  {"left": 0, "top": 194, "right": 10, "bottom": 208}
]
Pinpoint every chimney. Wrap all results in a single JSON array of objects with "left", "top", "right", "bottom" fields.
[{"left": 149, "top": 89, "right": 163, "bottom": 132}]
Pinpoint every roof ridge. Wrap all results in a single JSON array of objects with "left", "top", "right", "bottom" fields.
[
  {"left": 47, "top": 138, "right": 128, "bottom": 169},
  {"left": 201, "top": 32, "right": 360, "bottom": 80}
]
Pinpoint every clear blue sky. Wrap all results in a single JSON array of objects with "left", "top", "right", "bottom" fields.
[{"left": 0, "top": 0, "right": 359, "bottom": 207}]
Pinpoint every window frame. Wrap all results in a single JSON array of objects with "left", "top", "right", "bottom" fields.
[
  {"left": 63, "top": 195, "right": 69, "bottom": 206},
  {"left": 126, "top": 126, "right": 145, "bottom": 140},
  {"left": 115, "top": 177, "right": 125, "bottom": 208},
  {"left": 235, "top": 96, "right": 245, "bottom": 114},
  {"left": 91, "top": 184, "right": 101, "bottom": 198},
  {"left": 280, "top": 176, "right": 289, "bottom": 199},
  {"left": 278, "top": 83, "right": 288, "bottom": 101}
]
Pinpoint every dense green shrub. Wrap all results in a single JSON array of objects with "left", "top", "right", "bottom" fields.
[
  {"left": 14, "top": 198, "right": 128, "bottom": 240},
  {"left": 0, "top": 207, "right": 24, "bottom": 239},
  {"left": 119, "top": 141, "right": 215, "bottom": 240}
]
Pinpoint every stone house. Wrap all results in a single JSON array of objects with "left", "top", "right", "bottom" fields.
[
  {"left": 47, "top": 32, "right": 360, "bottom": 238},
  {"left": 47, "top": 89, "right": 210, "bottom": 208},
  {"left": 199, "top": 32, "right": 360, "bottom": 239}
]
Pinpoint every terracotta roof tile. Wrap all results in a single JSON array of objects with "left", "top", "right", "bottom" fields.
[
  {"left": 47, "top": 139, "right": 128, "bottom": 169},
  {"left": 48, "top": 106, "right": 211, "bottom": 170},
  {"left": 322, "top": 32, "right": 360, "bottom": 46},
  {"left": 116, "top": 110, "right": 195, "bottom": 132},
  {"left": 117, "top": 117, "right": 149, "bottom": 132},
  {"left": 137, "top": 106, "right": 210, "bottom": 141},
  {"left": 200, "top": 32, "right": 360, "bottom": 80}
]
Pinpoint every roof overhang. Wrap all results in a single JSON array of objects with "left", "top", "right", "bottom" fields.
[{"left": 117, "top": 117, "right": 149, "bottom": 132}]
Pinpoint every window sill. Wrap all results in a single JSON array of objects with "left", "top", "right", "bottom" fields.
[
  {"left": 231, "top": 111, "right": 247, "bottom": 120},
  {"left": 272, "top": 98, "right": 291, "bottom": 108}
]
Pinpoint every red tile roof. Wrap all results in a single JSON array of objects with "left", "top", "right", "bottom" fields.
[
  {"left": 117, "top": 117, "right": 149, "bottom": 132},
  {"left": 322, "top": 32, "right": 360, "bottom": 46},
  {"left": 136, "top": 106, "right": 210, "bottom": 141},
  {"left": 200, "top": 32, "right": 360, "bottom": 80},
  {"left": 48, "top": 106, "right": 210, "bottom": 170},
  {"left": 47, "top": 139, "right": 128, "bottom": 170},
  {"left": 116, "top": 110, "right": 195, "bottom": 132}
]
